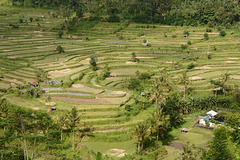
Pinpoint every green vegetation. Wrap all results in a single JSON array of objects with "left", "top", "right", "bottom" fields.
[{"left": 0, "top": 2, "right": 240, "bottom": 159}]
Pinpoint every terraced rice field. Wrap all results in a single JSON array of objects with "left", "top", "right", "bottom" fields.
[{"left": 1, "top": 6, "right": 240, "bottom": 158}]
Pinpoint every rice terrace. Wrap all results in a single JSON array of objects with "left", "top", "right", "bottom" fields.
[{"left": 0, "top": 0, "right": 240, "bottom": 160}]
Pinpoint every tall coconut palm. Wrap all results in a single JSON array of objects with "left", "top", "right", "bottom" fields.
[
  {"left": 178, "top": 71, "right": 190, "bottom": 99},
  {"left": 56, "top": 112, "right": 67, "bottom": 142},
  {"left": 135, "top": 122, "right": 147, "bottom": 154},
  {"left": 154, "top": 105, "right": 170, "bottom": 141},
  {"left": 66, "top": 107, "right": 83, "bottom": 151},
  {"left": 149, "top": 70, "right": 172, "bottom": 107}
]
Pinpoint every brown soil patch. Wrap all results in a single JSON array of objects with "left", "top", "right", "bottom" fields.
[
  {"left": 225, "top": 61, "right": 234, "bottom": 63},
  {"left": 195, "top": 66, "right": 211, "bottom": 69},
  {"left": 107, "top": 149, "right": 126, "bottom": 157},
  {"left": 112, "top": 91, "right": 127, "bottom": 94},
  {"left": 10, "top": 79, "right": 23, "bottom": 84},
  {"left": 8, "top": 56, "right": 22, "bottom": 59},
  {"left": 72, "top": 84, "right": 85, "bottom": 88},
  {"left": 45, "top": 102, "right": 56, "bottom": 106},
  {"left": 32, "top": 107, "right": 39, "bottom": 110},
  {"left": 126, "top": 61, "right": 137, "bottom": 64},
  {"left": 189, "top": 76, "right": 202, "bottom": 80},
  {"left": 136, "top": 57, "right": 153, "bottom": 59},
  {"left": 168, "top": 142, "right": 184, "bottom": 150},
  {"left": 52, "top": 97, "right": 109, "bottom": 104},
  {"left": 165, "top": 61, "right": 173, "bottom": 63},
  {"left": 49, "top": 69, "right": 71, "bottom": 74},
  {"left": 228, "top": 58, "right": 238, "bottom": 60}
]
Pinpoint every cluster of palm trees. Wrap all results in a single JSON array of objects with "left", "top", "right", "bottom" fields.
[{"left": 135, "top": 105, "right": 170, "bottom": 154}]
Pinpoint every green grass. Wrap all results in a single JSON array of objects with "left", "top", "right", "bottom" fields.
[{"left": 1, "top": 5, "right": 239, "bottom": 159}]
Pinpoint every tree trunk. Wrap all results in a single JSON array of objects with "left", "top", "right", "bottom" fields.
[
  {"left": 157, "top": 128, "right": 159, "bottom": 141},
  {"left": 141, "top": 136, "right": 144, "bottom": 151},
  {"left": 31, "top": 137, "right": 36, "bottom": 160},
  {"left": 137, "top": 139, "right": 141, "bottom": 154}
]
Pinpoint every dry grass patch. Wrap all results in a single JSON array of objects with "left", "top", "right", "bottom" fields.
[{"left": 52, "top": 96, "right": 109, "bottom": 104}]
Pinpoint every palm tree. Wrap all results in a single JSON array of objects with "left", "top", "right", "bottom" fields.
[
  {"left": 149, "top": 70, "right": 172, "bottom": 107},
  {"left": 66, "top": 107, "right": 83, "bottom": 151},
  {"left": 146, "top": 113, "right": 156, "bottom": 140},
  {"left": 154, "top": 105, "right": 170, "bottom": 141},
  {"left": 178, "top": 71, "right": 190, "bottom": 99},
  {"left": 135, "top": 122, "right": 147, "bottom": 154},
  {"left": 57, "top": 112, "right": 67, "bottom": 142}
]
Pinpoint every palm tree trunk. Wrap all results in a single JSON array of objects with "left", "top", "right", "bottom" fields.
[
  {"left": 157, "top": 128, "right": 159, "bottom": 141},
  {"left": 138, "top": 139, "right": 141, "bottom": 154},
  {"left": 141, "top": 136, "right": 144, "bottom": 151}
]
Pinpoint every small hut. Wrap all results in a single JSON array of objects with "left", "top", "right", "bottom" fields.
[
  {"left": 40, "top": 28, "right": 45, "bottom": 32},
  {"left": 68, "top": 34, "right": 73, "bottom": 38},
  {"left": 142, "top": 43, "right": 150, "bottom": 46},
  {"left": 50, "top": 107, "right": 56, "bottom": 111},
  {"left": 180, "top": 128, "right": 189, "bottom": 133},
  {"left": 0, "top": 35, "right": 5, "bottom": 38}
]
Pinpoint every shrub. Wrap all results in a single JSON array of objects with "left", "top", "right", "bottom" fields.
[
  {"left": 187, "top": 41, "right": 192, "bottom": 45},
  {"left": 172, "top": 35, "right": 177, "bottom": 38},
  {"left": 9, "top": 23, "right": 19, "bottom": 29},
  {"left": 86, "top": 37, "right": 89, "bottom": 41},
  {"left": 206, "top": 28, "right": 212, "bottom": 32},
  {"left": 183, "top": 31, "right": 189, "bottom": 36},
  {"left": 89, "top": 56, "right": 98, "bottom": 71},
  {"left": 137, "top": 32, "right": 144, "bottom": 37},
  {"left": 181, "top": 44, "right": 188, "bottom": 50},
  {"left": 219, "top": 30, "right": 226, "bottom": 37},
  {"left": 207, "top": 54, "right": 212, "bottom": 59},
  {"left": 29, "top": 17, "right": 33, "bottom": 22},
  {"left": 55, "top": 45, "right": 64, "bottom": 53},
  {"left": 35, "top": 18, "right": 39, "bottom": 21},
  {"left": 58, "top": 30, "right": 63, "bottom": 38},
  {"left": 204, "top": 33, "right": 209, "bottom": 40},
  {"left": 187, "top": 63, "right": 195, "bottom": 69},
  {"left": 213, "top": 46, "right": 217, "bottom": 51},
  {"left": 107, "top": 15, "right": 120, "bottom": 22},
  {"left": 136, "top": 72, "right": 151, "bottom": 80},
  {"left": 131, "top": 52, "right": 139, "bottom": 62},
  {"left": 143, "top": 39, "right": 147, "bottom": 43},
  {"left": 164, "top": 34, "right": 167, "bottom": 37},
  {"left": 18, "top": 19, "right": 23, "bottom": 23}
]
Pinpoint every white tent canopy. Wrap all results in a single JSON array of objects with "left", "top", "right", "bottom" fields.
[{"left": 207, "top": 110, "right": 218, "bottom": 116}]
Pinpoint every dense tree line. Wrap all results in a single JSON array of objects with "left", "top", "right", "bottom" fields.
[{"left": 6, "top": 0, "right": 240, "bottom": 27}]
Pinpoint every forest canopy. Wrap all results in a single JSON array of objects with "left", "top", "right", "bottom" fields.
[{"left": 3, "top": 0, "right": 240, "bottom": 27}]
